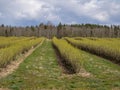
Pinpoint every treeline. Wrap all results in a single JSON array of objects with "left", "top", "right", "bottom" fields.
[{"left": 0, "top": 23, "right": 120, "bottom": 38}]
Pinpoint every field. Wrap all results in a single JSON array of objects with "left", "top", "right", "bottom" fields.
[{"left": 0, "top": 37, "right": 120, "bottom": 90}]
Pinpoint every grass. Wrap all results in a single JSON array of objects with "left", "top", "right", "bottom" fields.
[{"left": 0, "top": 40, "right": 120, "bottom": 90}]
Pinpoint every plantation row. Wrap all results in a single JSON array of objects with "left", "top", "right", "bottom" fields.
[
  {"left": 0, "top": 37, "right": 43, "bottom": 68},
  {"left": 0, "top": 37, "right": 36, "bottom": 49},
  {"left": 52, "top": 37, "right": 82, "bottom": 73},
  {"left": 0, "top": 37, "right": 120, "bottom": 71},
  {"left": 65, "top": 37, "right": 120, "bottom": 64}
]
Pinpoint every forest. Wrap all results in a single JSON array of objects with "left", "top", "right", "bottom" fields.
[{"left": 0, "top": 23, "right": 120, "bottom": 38}]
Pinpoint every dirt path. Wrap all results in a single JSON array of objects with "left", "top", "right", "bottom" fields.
[{"left": 0, "top": 39, "right": 44, "bottom": 79}]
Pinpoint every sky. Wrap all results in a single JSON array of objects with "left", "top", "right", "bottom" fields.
[{"left": 0, "top": 0, "right": 120, "bottom": 26}]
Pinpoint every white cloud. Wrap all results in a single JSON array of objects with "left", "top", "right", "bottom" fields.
[
  {"left": 13, "top": 0, "right": 61, "bottom": 23},
  {"left": 93, "top": 12, "right": 109, "bottom": 22},
  {"left": 83, "top": 0, "right": 98, "bottom": 11},
  {"left": 13, "top": 0, "right": 47, "bottom": 19},
  {"left": 46, "top": 0, "right": 111, "bottom": 22},
  {"left": 45, "top": 13, "right": 61, "bottom": 21},
  {"left": 67, "top": 0, "right": 110, "bottom": 22},
  {"left": 0, "top": 0, "right": 120, "bottom": 25}
]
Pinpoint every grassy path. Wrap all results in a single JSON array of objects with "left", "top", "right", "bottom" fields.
[{"left": 0, "top": 40, "right": 120, "bottom": 90}]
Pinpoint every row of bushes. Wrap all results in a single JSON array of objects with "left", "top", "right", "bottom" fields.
[
  {"left": 0, "top": 37, "right": 43, "bottom": 68},
  {"left": 0, "top": 37, "right": 36, "bottom": 49},
  {"left": 65, "top": 37, "right": 120, "bottom": 64},
  {"left": 52, "top": 37, "right": 84, "bottom": 73}
]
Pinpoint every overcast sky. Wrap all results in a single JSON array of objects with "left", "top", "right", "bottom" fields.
[{"left": 0, "top": 0, "right": 120, "bottom": 26}]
